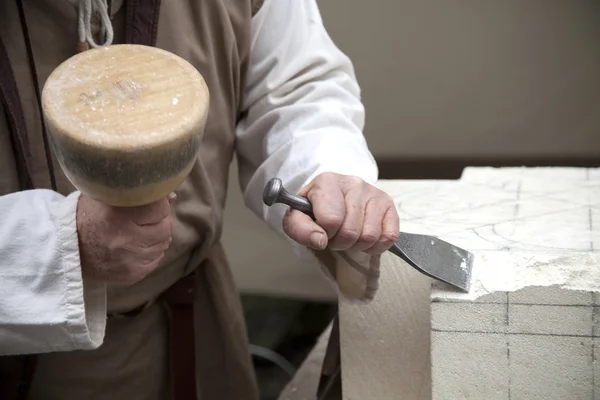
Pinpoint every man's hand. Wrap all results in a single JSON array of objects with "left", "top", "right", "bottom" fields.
[
  {"left": 76, "top": 194, "right": 175, "bottom": 284},
  {"left": 282, "top": 172, "right": 399, "bottom": 255}
]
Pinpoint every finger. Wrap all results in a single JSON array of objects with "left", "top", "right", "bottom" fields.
[
  {"left": 282, "top": 209, "right": 328, "bottom": 250},
  {"left": 135, "top": 239, "right": 172, "bottom": 263},
  {"left": 141, "top": 252, "right": 165, "bottom": 270},
  {"left": 306, "top": 186, "right": 346, "bottom": 240},
  {"left": 327, "top": 188, "right": 368, "bottom": 251},
  {"left": 134, "top": 217, "right": 173, "bottom": 247},
  {"left": 167, "top": 192, "right": 177, "bottom": 204},
  {"left": 347, "top": 196, "right": 386, "bottom": 253},
  {"left": 365, "top": 205, "right": 400, "bottom": 255},
  {"left": 130, "top": 197, "right": 171, "bottom": 226},
  {"left": 138, "top": 230, "right": 174, "bottom": 254},
  {"left": 120, "top": 253, "right": 166, "bottom": 285}
]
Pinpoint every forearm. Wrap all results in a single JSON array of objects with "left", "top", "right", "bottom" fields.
[{"left": 0, "top": 190, "right": 106, "bottom": 355}]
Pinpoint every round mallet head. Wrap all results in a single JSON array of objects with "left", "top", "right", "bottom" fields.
[{"left": 42, "top": 44, "right": 210, "bottom": 207}]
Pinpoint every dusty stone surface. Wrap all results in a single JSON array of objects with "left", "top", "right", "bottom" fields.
[
  {"left": 426, "top": 167, "right": 600, "bottom": 400},
  {"left": 340, "top": 167, "right": 600, "bottom": 400}
]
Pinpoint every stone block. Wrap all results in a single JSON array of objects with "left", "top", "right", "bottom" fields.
[
  {"left": 339, "top": 167, "right": 600, "bottom": 399},
  {"left": 427, "top": 167, "right": 600, "bottom": 399},
  {"left": 431, "top": 285, "right": 599, "bottom": 400}
]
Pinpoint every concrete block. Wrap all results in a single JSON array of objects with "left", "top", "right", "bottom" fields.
[
  {"left": 428, "top": 167, "right": 600, "bottom": 400},
  {"left": 431, "top": 331, "right": 509, "bottom": 399},
  {"left": 432, "top": 285, "right": 599, "bottom": 400},
  {"left": 338, "top": 167, "right": 600, "bottom": 399}
]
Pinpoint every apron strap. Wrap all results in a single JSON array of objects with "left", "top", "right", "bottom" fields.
[
  {"left": 0, "top": 9, "right": 37, "bottom": 400},
  {"left": 160, "top": 272, "right": 198, "bottom": 400},
  {"left": 0, "top": 37, "right": 34, "bottom": 191},
  {"left": 125, "top": 0, "right": 162, "bottom": 46}
]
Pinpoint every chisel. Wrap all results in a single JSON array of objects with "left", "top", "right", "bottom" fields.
[{"left": 262, "top": 178, "right": 474, "bottom": 292}]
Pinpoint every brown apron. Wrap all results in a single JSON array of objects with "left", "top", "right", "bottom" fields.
[{"left": 0, "top": 1, "right": 199, "bottom": 398}]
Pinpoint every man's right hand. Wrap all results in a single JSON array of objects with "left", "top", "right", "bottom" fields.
[{"left": 76, "top": 194, "right": 175, "bottom": 285}]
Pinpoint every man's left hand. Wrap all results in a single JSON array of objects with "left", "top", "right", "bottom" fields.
[{"left": 282, "top": 172, "right": 399, "bottom": 255}]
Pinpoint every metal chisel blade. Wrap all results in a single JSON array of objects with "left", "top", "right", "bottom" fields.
[{"left": 389, "top": 232, "right": 474, "bottom": 292}]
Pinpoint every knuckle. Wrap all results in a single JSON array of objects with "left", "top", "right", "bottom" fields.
[
  {"left": 348, "top": 175, "right": 364, "bottom": 186},
  {"left": 318, "top": 213, "right": 344, "bottom": 231},
  {"left": 312, "top": 172, "right": 342, "bottom": 189},
  {"left": 379, "top": 193, "right": 393, "bottom": 204},
  {"left": 336, "top": 226, "right": 361, "bottom": 243},
  {"left": 359, "top": 230, "right": 380, "bottom": 246},
  {"left": 122, "top": 257, "right": 161, "bottom": 284},
  {"left": 381, "top": 230, "right": 399, "bottom": 245},
  {"left": 160, "top": 218, "right": 174, "bottom": 239},
  {"left": 388, "top": 229, "right": 400, "bottom": 240},
  {"left": 161, "top": 239, "right": 173, "bottom": 251},
  {"left": 129, "top": 234, "right": 151, "bottom": 249},
  {"left": 148, "top": 253, "right": 165, "bottom": 266},
  {"left": 155, "top": 218, "right": 170, "bottom": 234},
  {"left": 315, "top": 171, "right": 334, "bottom": 183},
  {"left": 337, "top": 175, "right": 363, "bottom": 188}
]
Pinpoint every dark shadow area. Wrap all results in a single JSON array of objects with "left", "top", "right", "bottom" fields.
[
  {"left": 241, "top": 294, "right": 337, "bottom": 400},
  {"left": 377, "top": 156, "right": 600, "bottom": 180}
]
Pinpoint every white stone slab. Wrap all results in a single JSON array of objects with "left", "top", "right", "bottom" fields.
[{"left": 340, "top": 167, "right": 600, "bottom": 400}]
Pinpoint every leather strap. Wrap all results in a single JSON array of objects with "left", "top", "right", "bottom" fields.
[
  {"left": 160, "top": 272, "right": 197, "bottom": 399},
  {"left": 0, "top": 355, "right": 36, "bottom": 400},
  {"left": 15, "top": 0, "right": 57, "bottom": 191},
  {"left": 0, "top": 36, "right": 34, "bottom": 190},
  {"left": 125, "top": 0, "right": 162, "bottom": 47},
  {"left": 0, "top": 7, "right": 38, "bottom": 400}
]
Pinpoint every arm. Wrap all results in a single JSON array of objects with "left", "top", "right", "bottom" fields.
[
  {"left": 236, "top": 0, "right": 384, "bottom": 301},
  {"left": 237, "top": 0, "right": 378, "bottom": 234},
  {"left": 0, "top": 190, "right": 106, "bottom": 355}
]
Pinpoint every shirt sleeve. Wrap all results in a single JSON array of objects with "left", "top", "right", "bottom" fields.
[
  {"left": 0, "top": 190, "right": 106, "bottom": 355},
  {"left": 235, "top": 0, "right": 379, "bottom": 236}
]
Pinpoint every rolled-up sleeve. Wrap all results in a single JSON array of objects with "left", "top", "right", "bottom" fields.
[
  {"left": 235, "top": 0, "right": 382, "bottom": 302},
  {"left": 0, "top": 190, "right": 106, "bottom": 355}
]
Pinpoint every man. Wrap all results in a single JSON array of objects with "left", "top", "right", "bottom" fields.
[{"left": 0, "top": 0, "right": 399, "bottom": 399}]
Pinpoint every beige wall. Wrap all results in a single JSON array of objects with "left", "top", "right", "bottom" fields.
[
  {"left": 318, "top": 0, "right": 600, "bottom": 158},
  {"left": 224, "top": 0, "right": 600, "bottom": 299}
]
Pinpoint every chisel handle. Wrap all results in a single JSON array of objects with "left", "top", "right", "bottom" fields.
[
  {"left": 262, "top": 177, "right": 370, "bottom": 299},
  {"left": 262, "top": 178, "right": 315, "bottom": 219}
]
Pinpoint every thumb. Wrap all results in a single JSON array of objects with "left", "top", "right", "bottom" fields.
[{"left": 282, "top": 209, "right": 328, "bottom": 250}]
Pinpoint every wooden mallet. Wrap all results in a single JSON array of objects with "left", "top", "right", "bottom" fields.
[{"left": 41, "top": 44, "right": 210, "bottom": 207}]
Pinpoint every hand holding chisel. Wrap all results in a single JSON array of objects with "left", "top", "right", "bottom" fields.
[
  {"left": 263, "top": 173, "right": 400, "bottom": 255},
  {"left": 263, "top": 177, "right": 473, "bottom": 292}
]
